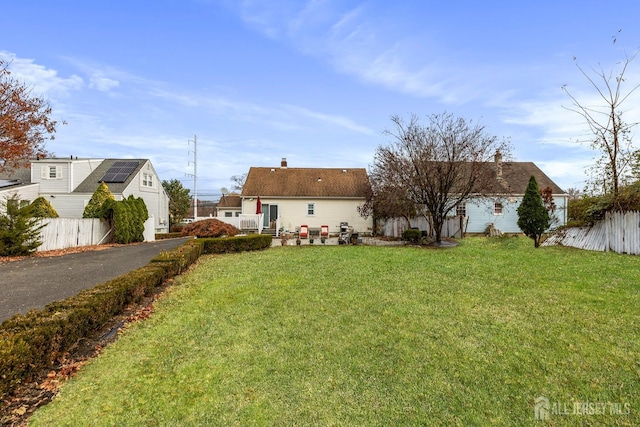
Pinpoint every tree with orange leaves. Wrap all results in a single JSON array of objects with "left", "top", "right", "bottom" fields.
[{"left": 0, "top": 58, "right": 58, "bottom": 171}]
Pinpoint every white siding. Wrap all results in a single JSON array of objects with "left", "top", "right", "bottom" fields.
[
  {"left": 45, "top": 193, "right": 98, "bottom": 218},
  {"left": 122, "top": 161, "right": 169, "bottom": 232},
  {"left": 0, "top": 184, "right": 41, "bottom": 213},
  {"left": 33, "top": 162, "right": 70, "bottom": 193},
  {"left": 243, "top": 197, "right": 372, "bottom": 234},
  {"left": 69, "top": 159, "right": 103, "bottom": 190},
  {"left": 31, "top": 159, "right": 103, "bottom": 194}
]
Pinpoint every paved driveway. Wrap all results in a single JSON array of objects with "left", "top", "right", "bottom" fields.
[{"left": 0, "top": 238, "right": 191, "bottom": 322}]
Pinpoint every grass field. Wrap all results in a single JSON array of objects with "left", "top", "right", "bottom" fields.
[{"left": 31, "top": 237, "right": 639, "bottom": 426}]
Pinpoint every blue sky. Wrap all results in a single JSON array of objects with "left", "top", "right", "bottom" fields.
[{"left": 4, "top": 1, "right": 640, "bottom": 199}]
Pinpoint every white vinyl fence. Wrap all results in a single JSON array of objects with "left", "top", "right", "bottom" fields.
[
  {"left": 36, "top": 218, "right": 111, "bottom": 251},
  {"left": 542, "top": 211, "right": 640, "bottom": 255}
]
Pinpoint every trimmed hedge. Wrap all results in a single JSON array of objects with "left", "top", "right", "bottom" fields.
[
  {"left": 155, "top": 232, "right": 183, "bottom": 240},
  {"left": 0, "top": 235, "right": 269, "bottom": 398},
  {"left": 201, "top": 234, "right": 272, "bottom": 254}
]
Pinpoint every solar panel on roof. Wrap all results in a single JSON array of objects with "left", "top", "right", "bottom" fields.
[
  {"left": 99, "top": 161, "right": 140, "bottom": 183},
  {"left": 0, "top": 179, "right": 21, "bottom": 189}
]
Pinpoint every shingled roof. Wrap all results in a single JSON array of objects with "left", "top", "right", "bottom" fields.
[
  {"left": 217, "top": 192, "right": 242, "bottom": 208},
  {"left": 241, "top": 167, "right": 371, "bottom": 198},
  {"left": 482, "top": 161, "right": 566, "bottom": 194},
  {"left": 74, "top": 159, "right": 146, "bottom": 194},
  {"left": 0, "top": 163, "right": 32, "bottom": 185}
]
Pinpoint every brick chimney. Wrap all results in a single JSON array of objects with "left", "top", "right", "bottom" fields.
[
  {"left": 281, "top": 158, "right": 288, "bottom": 169},
  {"left": 494, "top": 150, "right": 503, "bottom": 178}
]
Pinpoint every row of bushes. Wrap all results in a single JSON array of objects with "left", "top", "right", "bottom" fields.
[
  {"left": 0, "top": 234, "right": 272, "bottom": 398},
  {"left": 566, "top": 182, "right": 640, "bottom": 227}
]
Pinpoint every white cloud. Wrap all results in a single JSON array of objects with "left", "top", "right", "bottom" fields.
[
  {"left": 89, "top": 75, "right": 120, "bottom": 92},
  {"left": 228, "top": 1, "right": 508, "bottom": 106},
  {"left": 0, "top": 51, "right": 84, "bottom": 96},
  {"left": 281, "top": 104, "right": 377, "bottom": 135}
]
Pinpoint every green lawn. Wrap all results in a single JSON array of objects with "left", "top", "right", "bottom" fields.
[{"left": 31, "top": 237, "right": 639, "bottom": 426}]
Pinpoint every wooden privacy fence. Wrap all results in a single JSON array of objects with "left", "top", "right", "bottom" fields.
[
  {"left": 36, "top": 218, "right": 111, "bottom": 251},
  {"left": 542, "top": 211, "right": 640, "bottom": 255}
]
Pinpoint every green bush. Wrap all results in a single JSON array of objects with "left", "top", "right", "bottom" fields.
[
  {"left": 402, "top": 228, "right": 422, "bottom": 244},
  {"left": 201, "top": 234, "right": 272, "bottom": 254},
  {"left": 102, "top": 196, "right": 149, "bottom": 244},
  {"left": 0, "top": 195, "right": 45, "bottom": 256},
  {"left": 83, "top": 182, "right": 114, "bottom": 218},
  {"left": 150, "top": 239, "right": 203, "bottom": 275},
  {"left": 566, "top": 183, "right": 640, "bottom": 227},
  {"left": 29, "top": 197, "right": 59, "bottom": 218}
]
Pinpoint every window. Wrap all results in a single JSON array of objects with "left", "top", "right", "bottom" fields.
[
  {"left": 494, "top": 202, "right": 503, "bottom": 215},
  {"left": 42, "top": 165, "right": 61, "bottom": 179},
  {"left": 307, "top": 203, "right": 315, "bottom": 216},
  {"left": 456, "top": 203, "right": 466, "bottom": 217},
  {"left": 142, "top": 172, "right": 153, "bottom": 188},
  {"left": 224, "top": 212, "right": 233, "bottom": 217}
]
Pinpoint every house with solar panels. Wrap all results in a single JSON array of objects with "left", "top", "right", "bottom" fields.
[
  {"left": 0, "top": 165, "right": 40, "bottom": 206},
  {"left": 23, "top": 157, "right": 169, "bottom": 232}
]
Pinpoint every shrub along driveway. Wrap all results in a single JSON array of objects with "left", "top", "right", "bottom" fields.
[{"left": 0, "top": 238, "right": 190, "bottom": 322}]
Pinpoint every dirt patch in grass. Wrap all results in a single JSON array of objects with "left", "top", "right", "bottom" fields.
[{"left": 0, "top": 276, "right": 174, "bottom": 427}]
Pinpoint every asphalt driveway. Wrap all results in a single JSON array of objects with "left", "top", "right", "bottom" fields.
[{"left": 0, "top": 238, "right": 191, "bottom": 323}]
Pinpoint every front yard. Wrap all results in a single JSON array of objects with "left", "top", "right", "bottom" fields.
[{"left": 30, "top": 237, "right": 639, "bottom": 426}]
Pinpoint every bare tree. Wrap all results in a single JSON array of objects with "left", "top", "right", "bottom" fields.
[
  {"left": 358, "top": 174, "right": 418, "bottom": 233},
  {"left": 565, "top": 187, "right": 582, "bottom": 200},
  {"left": 562, "top": 48, "right": 640, "bottom": 198},
  {"left": 369, "top": 113, "right": 510, "bottom": 243},
  {"left": 230, "top": 173, "right": 247, "bottom": 192}
]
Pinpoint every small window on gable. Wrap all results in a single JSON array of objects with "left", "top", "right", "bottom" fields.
[
  {"left": 456, "top": 203, "right": 466, "bottom": 217},
  {"left": 307, "top": 203, "right": 315, "bottom": 216},
  {"left": 142, "top": 172, "right": 153, "bottom": 188},
  {"left": 494, "top": 202, "right": 503, "bottom": 215}
]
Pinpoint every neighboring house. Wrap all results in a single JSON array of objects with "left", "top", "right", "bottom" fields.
[
  {"left": 215, "top": 192, "right": 242, "bottom": 218},
  {"left": 386, "top": 152, "right": 568, "bottom": 236},
  {"left": 0, "top": 165, "right": 40, "bottom": 212},
  {"left": 22, "top": 157, "right": 169, "bottom": 232},
  {"left": 460, "top": 152, "right": 567, "bottom": 234},
  {"left": 240, "top": 158, "right": 372, "bottom": 235}
]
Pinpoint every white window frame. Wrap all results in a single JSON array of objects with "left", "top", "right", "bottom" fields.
[
  {"left": 494, "top": 202, "right": 503, "bottom": 215},
  {"left": 307, "top": 203, "right": 315, "bottom": 216},
  {"left": 142, "top": 172, "right": 154, "bottom": 188},
  {"left": 456, "top": 202, "right": 466, "bottom": 217},
  {"left": 41, "top": 165, "right": 62, "bottom": 180}
]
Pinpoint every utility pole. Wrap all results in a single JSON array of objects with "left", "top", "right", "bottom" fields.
[{"left": 187, "top": 135, "right": 198, "bottom": 219}]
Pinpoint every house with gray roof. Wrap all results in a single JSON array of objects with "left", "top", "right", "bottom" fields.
[
  {"left": 0, "top": 164, "right": 40, "bottom": 210},
  {"left": 384, "top": 151, "right": 569, "bottom": 236},
  {"left": 26, "top": 157, "right": 169, "bottom": 232},
  {"left": 457, "top": 151, "right": 568, "bottom": 234}
]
